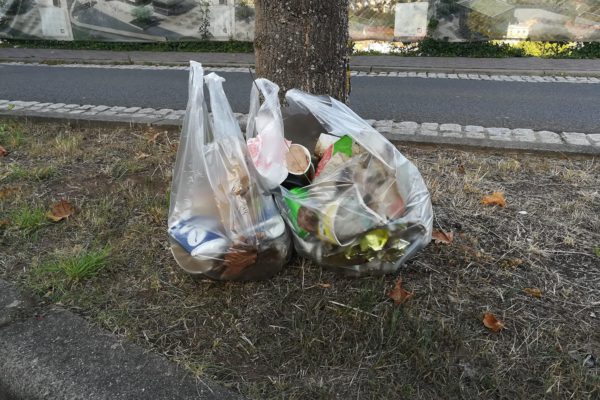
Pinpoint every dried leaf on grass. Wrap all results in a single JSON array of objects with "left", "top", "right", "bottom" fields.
[
  {"left": 483, "top": 312, "right": 505, "bottom": 332},
  {"left": 457, "top": 164, "right": 466, "bottom": 174},
  {"left": 432, "top": 229, "right": 454, "bottom": 245},
  {"left": 135, "top": 152, "right": 150, "bottom": 160},
  {"left": 318, "top": 283, "right": 331, "bottom": 288},
  {"left": 387, "top": 278, "right": 414, "bottom": 305},
  {"left": 47, "top": 199, "right": 75, "bottom": 222},
  {"left": 147, "top": 130, "right": 163, "bottom": 144},
  {"left": 0, "top": 187, "right": 20, "bottom": 199},
  {"left": 523, "top": 288, "right": 542, "bottom": 298},
  {"left": 0, "top": 145, "right": 8, "bottom": 157},
  {"left": 0, "top": 219, "right": 9, "bottom": 228},
  {"left": 482, "top": 192, "right": 507, "bottom": 207}
]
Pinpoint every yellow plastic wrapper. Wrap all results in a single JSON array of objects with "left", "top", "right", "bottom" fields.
[{"left": 360, "top": 229, "right": 389, "bottom": 252}]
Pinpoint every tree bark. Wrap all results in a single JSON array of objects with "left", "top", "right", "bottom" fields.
[{"left": 254, "top": 0, "right": 350, "bottom": 102}]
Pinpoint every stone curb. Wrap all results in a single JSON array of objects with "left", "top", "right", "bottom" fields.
[
  {"left": 0, "top": 279, "right": 242, "bottom": 400},
  {"left": 1, "top": 100, "right": 598, "bottom": 156}
]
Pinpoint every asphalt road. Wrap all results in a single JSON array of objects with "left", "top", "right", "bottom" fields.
[{"left": 1, "top": 64, "right": 599, "bottom": 132}]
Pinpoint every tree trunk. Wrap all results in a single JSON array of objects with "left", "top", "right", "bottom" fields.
[{"left": 254, "top": 0, "right": 350, "bottom": 102}]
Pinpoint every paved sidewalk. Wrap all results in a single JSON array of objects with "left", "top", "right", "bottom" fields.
[
  {"left": 0, "top": 279, "right": 241, "bottom": 400},
  {"left": 2, "top": 47, "right": 600, "bottom": 76},
  {"left": 1, "top": 99, "right": 598, "bottom": 155}
]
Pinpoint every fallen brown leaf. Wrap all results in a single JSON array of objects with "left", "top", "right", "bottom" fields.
[
  {"left": 482, "top": 192, "right": 507, "bottom": 207},
  {"left": 317, "top": 283, "right": 331, "bottom": 288},
  {"left": 47, "top": 199, "right": 75, "bottom": 222},
  {"left": 147, "top": 130, "right": 162, "bottom": 144},
  {"left": 432, "top": 229, "right": 454, "bottom": 245},
  {"left": 0, "top": 219, "right": 9, "bottom": 228},
  {"left": 0, "top": 145, "right": 8, "bottom": 157},
  {"left": 523, "top": 288, "right": 542, "bottom": 298},
  {"left": 135, "top": 152, "right": 150, "bottom": 160},
  {"left": 457, "top": 164, "right": 466, "bottom": 174},
  {"left": 483, "top": 312, "right": 505, "bottom": 332},
  {"left": 387, "top": 278, "right": 414, "bottom": 305},
  {"left": 0, "top": 187, "right": 20, "bottom": 199}
]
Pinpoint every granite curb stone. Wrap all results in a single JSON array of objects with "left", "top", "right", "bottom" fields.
[
  {"left": 561, "top": 132, "right": 591, "bottom": 146},
  {"left": 587, "top": 134, "right": 600, "bottom": 146},
  {"left": 0, "top": 99, "right": 598, "bottom": 156}
]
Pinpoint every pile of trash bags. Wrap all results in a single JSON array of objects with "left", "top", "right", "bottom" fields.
[{"left": 168, "top": 62, "right": 432, "bottom": 280}]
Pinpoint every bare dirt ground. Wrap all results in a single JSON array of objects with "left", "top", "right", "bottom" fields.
[{"left": 1, "top": 121, "right": 599, "bottom": 399}]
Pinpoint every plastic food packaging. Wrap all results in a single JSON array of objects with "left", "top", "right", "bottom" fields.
[
  {"left": 167, "top": 62, "right": 291, "bottom": 280},
  {"left": 273, "top": 89, "right": 433, "bottom": 277}
]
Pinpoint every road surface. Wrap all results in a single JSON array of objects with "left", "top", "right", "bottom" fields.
[{"left": 1, "top": 64, "right": 599, "bottom": 132}]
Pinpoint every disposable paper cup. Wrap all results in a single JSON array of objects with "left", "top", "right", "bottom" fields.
[{"left": 282, "top": 144, "right": 314, "bottom": 189}]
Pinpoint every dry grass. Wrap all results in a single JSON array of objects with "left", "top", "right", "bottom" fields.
[{"left": 0, "top": 121, "right": 599, "bottom": 399}]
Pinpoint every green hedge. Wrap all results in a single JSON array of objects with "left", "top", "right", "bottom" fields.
[
  {"left": 0, "top": 39, "right": 254, "bottom": 53},
  {"left": 1, "top": 38, "right": 599, "bottom": 59},
  {"left": 354, "top": 38, "right": 600, "bottom": 59}
]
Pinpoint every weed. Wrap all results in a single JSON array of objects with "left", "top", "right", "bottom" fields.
[
  {"left": 78, "top": 197, "right": 115, "bottom": 231},
  {"left": 9, "top": 206, "right": 47, "bottom": 234},
  {"left": 53, "top": 134, "right": 82, "bottom": 157},
  {"left": 27, "top": 247, "right": 111, "bottom": 301},
  {"left": 32, "top": 166, "right": 56, "bottom": 180},
  {"left": 498, "top": 159, "right": 521, "bottom": 172},
  {"left": 0, "top": 124, "right": 25, "bottom": 148},
  {"left": 146, "top": 204, "right": 167, "bottom": 225},
  {"left": 110, "top": 160, "right": 146, "bottom": 180},
  {"left": 43, "top": 247, "right": 111, "bottom": 283},
  {"left": 1, "top": 164, "right": 56, "bottom": 182}
]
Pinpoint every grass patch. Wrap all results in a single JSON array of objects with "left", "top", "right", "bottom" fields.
[
  {"left": 43, "top": 247, "right": 110, "bottom": 282},
  {"left": 9, "top": 205, "right": 47, "bottom": 234},
  {"left": 53, "top": 133, "right": 82, "bottom": 157},
  {"left": 1, "top": 121, "right": 599, "bottom": 399},
  {"left": 0, "top": 123, "right": 25, "bottom": 149},
  {"left": 1, "top": 164, "right": 56, "bottom": 182},
  {"left": 28, "top": 247, "right": 111, "bottom": 300}
]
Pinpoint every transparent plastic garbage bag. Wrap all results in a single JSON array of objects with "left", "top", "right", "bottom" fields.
[
  {"left": 167, "top": 62, "right": 291, "bottom": 280},
  {"left": 273, "top": 89, "right": 433, "bottom": 277},
  {"left": 245, "top": 78, "right": 290, "bottom": 190}
]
